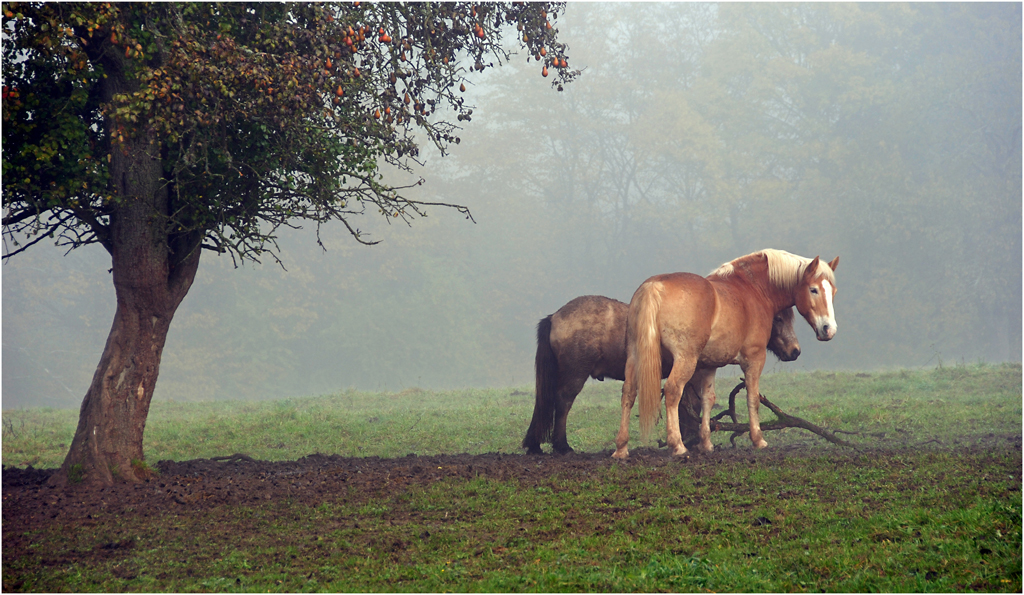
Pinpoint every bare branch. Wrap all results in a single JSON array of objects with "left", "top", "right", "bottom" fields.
[
  {"left": 714, "top": 381, "right": 859, "bottom": 449},
  {"left": 2, "top": 229, "right": 56, "bottom": 260},
  {"left": 670, "top": 380, "right": 859, "bottom": 450}
]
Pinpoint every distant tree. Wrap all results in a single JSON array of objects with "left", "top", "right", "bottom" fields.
[
  {"left": 2, "top": 2, "right": 576, "bottom": 487},
  {"left": 458, "top": 2, "right": 1020, "bottom": 368}
]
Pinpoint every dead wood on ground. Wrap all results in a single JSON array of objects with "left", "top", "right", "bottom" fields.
[{"left": 671, "top": 380, "right": 858, "bottom": 449}]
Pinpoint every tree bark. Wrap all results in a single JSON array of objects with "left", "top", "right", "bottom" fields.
[{"left": 49, "top": 60, "right": 202, "bottom": 487}]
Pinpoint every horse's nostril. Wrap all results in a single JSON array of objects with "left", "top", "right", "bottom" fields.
[{"left": 792, "top": 348, "right": 800, "bottom": 358}]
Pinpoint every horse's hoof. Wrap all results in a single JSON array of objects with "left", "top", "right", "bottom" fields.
[
  {"left": 753, "top": 439, "right": 768, "bottom": 449},
  {"left": 553, "top": 444, "right": 575, "bottom": 455},
  {"left": 699, "top": 441, "right": 714, "bottom": 454},
  {"left": 611, "top": 447, "right": 629, "bottom": 459},
  {"left": 670, "top": 446, "right": 689, "bottom": 457}
]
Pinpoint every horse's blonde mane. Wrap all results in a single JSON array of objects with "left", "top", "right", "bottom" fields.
[{"left": 709, "top": 249, "right": 835, "bottom": 291}]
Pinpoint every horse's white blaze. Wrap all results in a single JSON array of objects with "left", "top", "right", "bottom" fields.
[{"left": 815, "top": 279, "right": 837, "bottom": 340}]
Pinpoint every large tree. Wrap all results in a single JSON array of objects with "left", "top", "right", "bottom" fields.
[{"left": 2, "top": 2, "right": 576, "bottom": 487}]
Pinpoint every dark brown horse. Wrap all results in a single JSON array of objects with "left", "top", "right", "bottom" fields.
[{"left": 522, "top": 295, "right": 801, "bottom": 454}]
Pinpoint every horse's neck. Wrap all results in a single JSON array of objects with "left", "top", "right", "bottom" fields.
[
  {"left": 714, "top": 259, "right": 794, "bottom": 314},
  {"left": 760, "top": 279, "right": 797, "bottom": 312}
]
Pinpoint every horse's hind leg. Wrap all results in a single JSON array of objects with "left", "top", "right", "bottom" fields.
[
  {"left": 522, "top": 407, "right": 549, "bottom": 455},
  {"left": 690, "top": 368, "right": 717, "bottom": 453},
  {"left": 552, "top": 374, "right": 587, "bottom": 454},
  {"left": 679, "top": 382, "right": 704, "bottom": 450},
  {"left": 663, "top": 356, "right": 698, "bottom": 457},
  {"left": 612, "top": 358, "right": 638, "bottom": 459}
]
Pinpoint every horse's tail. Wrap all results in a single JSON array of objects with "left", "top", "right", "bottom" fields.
[
  {"left": 629, "top": 281, "right": 664, "bottom": 441},
  {"left": 523, "top": 315, "right": 558, "bottom": 451}
]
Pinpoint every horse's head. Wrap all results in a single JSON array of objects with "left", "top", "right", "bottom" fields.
[
  {"left": 794, "top": 255, "right": 839, "bottom": 341},
  {"left": 768, "top": 307, "right": 801, "bottom": 361}
]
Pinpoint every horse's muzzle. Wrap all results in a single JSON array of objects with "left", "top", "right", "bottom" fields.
[
  {"left": 816, "top": 323, "right": 837, "bottom": 341},
  {"left": 779, "top": 347, "right": 801, "bottom": 362}
]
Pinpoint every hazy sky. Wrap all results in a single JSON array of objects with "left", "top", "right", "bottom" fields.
[{"left": 3, "top": 3, "right": 1020, "bottom": 410}]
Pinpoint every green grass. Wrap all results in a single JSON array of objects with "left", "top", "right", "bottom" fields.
[
  {"left": 3, "top": 363, "right": 1021, "bottom": 592},
  {"left": 4, "top": 448, "right": 1020, "bottom": 592},
  {"left": 4, "top": 362, "right": 1019, "bottom": 466}
]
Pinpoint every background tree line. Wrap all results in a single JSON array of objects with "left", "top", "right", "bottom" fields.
[{"left": 5, "top": 3, "right": 1019, "bottom": 408}]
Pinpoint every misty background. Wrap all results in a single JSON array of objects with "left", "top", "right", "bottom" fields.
[{"left": 3, "top": 3, "right": 1020, "bottom": 409}]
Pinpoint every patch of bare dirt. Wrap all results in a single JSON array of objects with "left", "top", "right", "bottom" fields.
[
  {"left": 3, "top": 436, "right": 1018, "bottom": 593},
  {"left": 3, "top": 433, "right": 1019, "bottom": 534}
]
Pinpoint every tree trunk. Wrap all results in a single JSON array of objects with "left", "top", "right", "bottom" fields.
[
  {"left": 49, "top": 88, "right": 201, "bottom": 487},
  {"left": 50, "top": 281, "right": 192, "bottom": 487}
]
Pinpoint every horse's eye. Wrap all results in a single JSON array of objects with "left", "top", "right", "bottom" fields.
[{"left": 810, "top": 287, "right": 819, "bottom": 295}]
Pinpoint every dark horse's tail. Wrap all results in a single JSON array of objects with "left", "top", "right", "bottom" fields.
[{"left": 522, "top": 315, "right": 559, "bottom": 453}]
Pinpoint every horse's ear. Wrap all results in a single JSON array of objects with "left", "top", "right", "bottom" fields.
[
  {"left": 828, "top": 256, "right": 839, "bottom": 271},
  {"left": 803, "top": 256, "right": 821, "bottom": 281}
]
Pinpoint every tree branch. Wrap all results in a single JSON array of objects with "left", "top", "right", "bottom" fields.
[
  {"left": 671, "top": 379, "right": 859, "bottom": 449},
  {"left": 712, "top": 380, "right": 859, "bottom": 449},
  {"left": 2, "top": 228, "right": 57, "bottom": 260},
  {"left": 2, "top": 210, "right": 81, "bottom": 260}
]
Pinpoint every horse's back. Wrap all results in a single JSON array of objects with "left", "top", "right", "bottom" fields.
[
  {"left": 642, "top": 273, "right": 718, "bottom": 357},
  {"left": 549, "top": 295, "right": 628, "bottom": 381}
]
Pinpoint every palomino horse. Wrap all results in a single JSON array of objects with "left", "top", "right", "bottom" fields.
[
  {"left": 522, "top": 295, "right": 801, "bottom": 454},
  {"left": 613, "top": 249, "right": 839, "bottom": 459}
]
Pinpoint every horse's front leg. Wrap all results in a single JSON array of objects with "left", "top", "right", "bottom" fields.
[
  {"left": 663, "top": 357, "right": 697, "bottom": 457},
  {"left": 612, "top": 358, "right": 637, "bottom": 459},
  {"left": 742, "top": 354, "right": 768, "bottom": 449},
  {"left": 690, "top": 368, "right": 718, "bottom": 453}
]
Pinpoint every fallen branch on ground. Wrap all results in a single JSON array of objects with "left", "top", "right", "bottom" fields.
[{"left": 670, "top": 380, "right": 858, "bottom": 449}]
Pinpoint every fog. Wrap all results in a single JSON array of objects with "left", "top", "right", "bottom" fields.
[{"left": 3, "top": 3, "right": 1020, "bottom": 409}]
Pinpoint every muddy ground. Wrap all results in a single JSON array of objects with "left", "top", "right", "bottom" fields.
[
  {"left": 3, "top": 435, "right": 1021, "bottom": 592},
  {"left": 4, "top": 434, "right": 1020, "bottom": 533}
]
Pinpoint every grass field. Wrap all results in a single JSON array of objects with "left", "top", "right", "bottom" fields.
[
  {"left": 4, "top": 363, "right": 1021, "bottom": 466},
  {"left": 2, "top": 363, "right": 1021, "bottom": 592}
]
